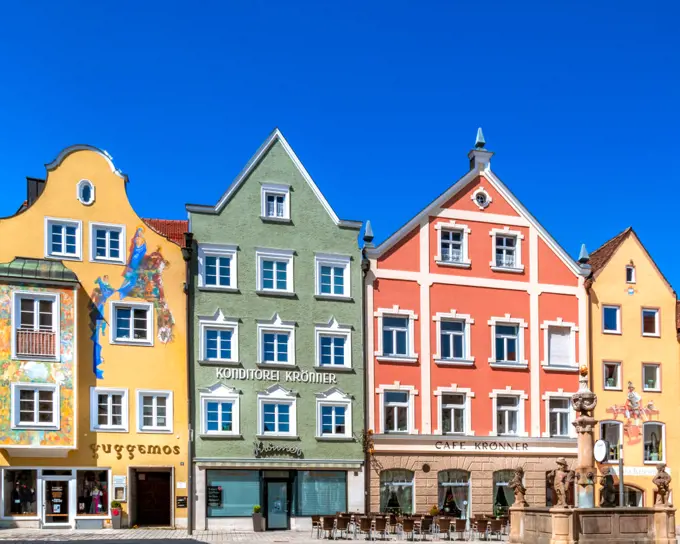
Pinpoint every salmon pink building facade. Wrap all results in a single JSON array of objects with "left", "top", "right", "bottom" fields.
[{"left": 364, "top": 132, "right": 590, "bottom": 517}]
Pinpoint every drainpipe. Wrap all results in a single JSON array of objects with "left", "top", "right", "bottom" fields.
[
  {"left": 361, "top": 221, "right": 374, "bottom": 515},
  {"left": 182, "top": 232, "right": 195, "bottom": 534}
]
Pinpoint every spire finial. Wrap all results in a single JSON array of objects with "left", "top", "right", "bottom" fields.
[
  {"left": 578, "top": 244, "right": 590, "bottom": 264},
  {"left": 475, "top": 127, "right": 486, "bottom": 149},
  {"left": 363, "top": 220, "right": 374, "bottom": 244}
]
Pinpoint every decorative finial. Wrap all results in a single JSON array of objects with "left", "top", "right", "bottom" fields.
[
  {"left": 578, "top": 244, "right": 590, "bottom": 264},
  {"left": 475, "top": 127, "right": 486, "bottom": 149},
  {"left": 363, "top": 220, "right": 374, "bottom": 244}
]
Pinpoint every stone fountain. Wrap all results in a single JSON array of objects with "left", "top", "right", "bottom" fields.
[{"left": 509, "top": 365, "right": 676, "bottom": 544}]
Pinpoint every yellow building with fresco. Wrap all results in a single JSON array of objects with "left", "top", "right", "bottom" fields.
[
  {"left": 0, "top": 146, "right": 188, "bottom": 529},
  {"left": 586, "top": 227, "right": 679, "bottom": 506}
]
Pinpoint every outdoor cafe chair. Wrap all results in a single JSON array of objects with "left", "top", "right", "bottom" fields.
[
  {"left": 311, "top": 515, "right": 322, "bottom": 538},
  {"left": 323, "top": 516, "right": 337, "bottom": 539},
  {"left": 487, "top": 519, "right": 503, "bottom": 541},
  {"left": 473, "top": 519, "right": 489, "bottom": 541},
  {"left": 374, "top": 516, "right": 389, "bottom": 540},
  {"left": 336, "top": 516, "right": 351, "bottom": 540},
  {"left": 436, "top": 517, "right": 452, "bottom": 540},
  {"left": 402, "top": 518, "right": 416, "bottom": 541},
  {"left": 357, "top": 516, "right": 374, "bottom": 540},
  {"left": 453, "top": 519, "right": 468, "bottom": 541}
]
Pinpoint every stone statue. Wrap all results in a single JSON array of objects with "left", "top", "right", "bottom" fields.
[
  {"left": 653, "top": 463, "right": 672, "bottom": 506},
  {"left": 509, "top": 466, "right": 529, "bottom": 507},
  {"left": 599, "top": 467, "right": 617, "bottom": 507},
  {"left": 551, "top": 457, "right": 575, "bottom": 507}
]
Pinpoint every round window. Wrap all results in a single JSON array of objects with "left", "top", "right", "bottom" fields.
[
  {"left": 475, "top": 192, "right": 487, "bottom": 206},
  {"left": 77, "top": 180, "right": 95, "bottom": 205}
]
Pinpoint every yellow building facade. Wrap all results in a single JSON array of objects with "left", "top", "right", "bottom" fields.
[
  {"left": 0, "top": 146, "right": 188, "bottom": 529},
  {"left": 588, "top": 228, "right": 678, "bottom": 506}
]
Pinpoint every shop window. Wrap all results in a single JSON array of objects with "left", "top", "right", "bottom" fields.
[
  {"left": 380, "top": 469, "right": 414, "bottom": 515},
  {"left": 643, "top": 422, "right": 665, "bottom": 463},
  {"left": 3, "top": 469, "right": 37, "bottom": 516},
  {"left": 206, "top": 470, "right": 260, "bottom": 517},
  {"left": 545, "top": 471, "right": 575, "bottom": 506},
  {"left": 76, "top": 470, "right": 109, "bottom": 516},
  {"left": 493, "top": 470, "right": 515, "bottom": 516},
  {"left": 295, "top": 471, "right": 347, "bottom": 515},
  {"left": 438, "top": 470, "right": 470, "bottom": 518}
]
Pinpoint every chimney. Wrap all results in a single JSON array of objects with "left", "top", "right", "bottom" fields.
[
  {"left": 26, "top": 177, "right": 46, "bottom": 207},
  {"left": 468, "top": 127, "right": 494, "bottom": 171}
]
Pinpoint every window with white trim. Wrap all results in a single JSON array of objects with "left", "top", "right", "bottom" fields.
[
  {"left": 199, "top": 311, "right": 239, "bottom": 364},
  {"left": 489, "top": 228, "right": 524, "bottom": 272},
  {"left": 11, "top": 383, "right": 59, "bottom": 429},
  {"left": 257, "top": 314, "right": 295, "bottom": 366},
  {"left": 111, "top": 301, "right": 153, "bottom": 345},
  {"left": 77, "top": 179, "right": 95, "bottom": 205},
  {"left": 643, "top": 422, "right": 665, "bottom": 463},
  {"left": 626, "top": 265, "right": 636, "bottom": 284},
  {"left": 496, "top": 395, "right": 520, "bottom": 436},
  {"left": 602, "top": 305, "right": 621, "bottom": 334},
  {"left": 316, "top": 389, "right": 352, "bottom": 438},
  {"left": 383, "top": 391, "right": 409, "bottom": 433},
  {"left": 198, "top": 244, "right": 238, "bottom": 290},
  {"left": 257, "top": 385, "right": 297, "bottom": 437},
  {"left": 12, "top": 292, "right": 58, "bottom": 360},
  {"left": 441, "top": 393, "right": 466, "bottom": 435},
  {"left": 261, "top": 183, "right": 290, "bottom": 220},
  {"left": 642, "top": 308, "right": 659, "bottom": 337},
  {"left": 375, "top": 307, "right": 418, "bottom": 362},
  {"left": 90, "top": 223, "right": 125, "bottom": 264},
  {"left": 45, "top": 218, "right": 82, "bottom": 260},
  {"left": 642, "top": 363, "right": 660, "bottom": 392},
  {"left": 256, "top": 249, "right": 294, "bottom": 293},
  {"left": 433, "top": 310, "right": 474, "bottom": 365},
  {"left": 199, "top": 384, "right": 240, "bottom": 436},
  {"left": 434, "top": 222, "right": 471, "bottom": 267},
  {"left": 315, "top": 254, "right": 351, "bottom": 297},
  {"left": 90, "top": 387, "right": 128, "bottom": 431},
  {"left": 549, "top": 398, "right": 571, "bottom": 437},
  {"left": 137, "top": 390, "right": 173, "bottom": 432},
  {"left": 600, "top": 421, "right": 622, "bottom": 461},
  {"left": 488, "top": 315, "right": 527, "bottom": 367},
  {"left": 546, "top": 325, "right": 574, "bottom": 366},
  {"left": 603, "top": 361, "right": 621, "bottom": 390},
  {"left": 315, "top": 317, "right": 351, "bottom": 368}
]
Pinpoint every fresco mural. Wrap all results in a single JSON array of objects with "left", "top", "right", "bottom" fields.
[
  {"left": 606, "top": 381, "right": 659, "bottom": 446},
  {"left": 0, "top": 285, "right": 75, "bottom": 447},
  {"left": 89, "top": 226, "right": 175, "bottom": 378}
]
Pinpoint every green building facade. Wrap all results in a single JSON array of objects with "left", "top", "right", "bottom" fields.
[{"left": 187, "top": 130, "right": 365, "bottom": 530}]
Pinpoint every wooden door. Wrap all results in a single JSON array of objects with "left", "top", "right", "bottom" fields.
[{"left": 136, "top": 472, "right": 171, "bottom": 526}]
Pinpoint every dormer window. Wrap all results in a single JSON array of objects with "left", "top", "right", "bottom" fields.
[
  {"left": 626, "top": 265, "right": 636, "bottom": 284},
  {"left": 261, "top": 183, "right": 290, "bottom": 221}
]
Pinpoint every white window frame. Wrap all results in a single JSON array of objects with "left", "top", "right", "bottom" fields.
[
  {"left": 488, "top": 314, "right": 528, "bottom": 368},
  {"left": 197, "top": 243, "right": 238, "bottom": 290},
  {"left": 90, "top": 387, "right": 129, "bottom": 432},
  {"left": 89, "top": 222, "right": 126, "bottom": 264},
  {"left": 255, "top": 248, "right": 294, "bottom": 294},
  {"left": 642, "top": 363, "right": 661, "bottom": 392},
  {"left": 260, "top": 183, "right": 291, "bottom": 221},
  {"left": 109, "top": 300, "right": 154, "bottom": 346},
  {"left": 626, "top": 265, "right": 636, "bottom": 284},
  {"left": 432, "top": 309, "right": 474, "bottom": 366},
  {"left": 434, "top": 384, "right": 475, "bottom": 436},
  {"left": 10, "top": 382, "right": 60, "bottom": 430},
  {"left": 540, "top": 318, "right": 579, "bottom": 369},
  {"left": 199, "top": 383, "right": 240, "bottom": 437},
  {"left": 602, "top": 305, "right": 621, "bottom": 334},
  {"left": 641, "top": 308, "right": 660, "bottom": 337},
  {"left": 315, "top": 387, "right": 352, "bottom": 439},
  {"left": 315, "top": 317, "right": 352, "bottom": 369},
  {"left": 434, "top": 221, "right": 471, "bottom": 268},
  {"left": 642, "top": 422, "right": 666, "bottom": 464},
  {"left": 489, "top": 387, "right": 528, "bottom": 437},
  {"left": 471, "top": 187, "right": 492, "bottom": 209},
  {"left": 76, "top": 179, "right": 95, "bottom": 205},
  {"left": 44, "top": 217, "right": 83, "bottom": 261},
  {"left": 198, "top": 310, "right": 239, "bottom": 364},
  {"left": 489, "top": 227, "right": 524, "bottom": 273},
  {"left": 542, "top": 390, "right": 576, "bottom": 438},
  {"left": 136, "top": 390, "right": 173, "bottom": 433},
  {"left": 314, "top": 253, "right": 351, "bottom": 298},
  {"left": 374, "top": 306, "right": 418, "bottom": 363},
  {"left": 376, "top": 382, "right": 418, "bottom": 434},
  {"left": 256, "top": 313, "right": 296, "bottom": 366},
  {"left": 603, "top": 361, "right": 622, "bottom": 390},
  {"left": 257, "top": 384, "right": 297, "bottom": 437},
  {"left": 11, "top": 291, "right": 60, "bottom": 361},
  {"left": 599, "top": 420, "right": 623, "bottom": 462}
]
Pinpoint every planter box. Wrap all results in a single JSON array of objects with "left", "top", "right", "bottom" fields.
[
  {"left": 252, "top": 512, "right": 265, "bottom": 532},
  {"left": 111, "top": 513, "right": 121, "bottom": 530}
]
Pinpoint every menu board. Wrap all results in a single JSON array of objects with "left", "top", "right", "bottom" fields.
[
  {"left": 207, "top": 486, "right": 222, "bottom": 508},
  {"left": 176, "top": 496, "right": 188, "bottom": 508}
]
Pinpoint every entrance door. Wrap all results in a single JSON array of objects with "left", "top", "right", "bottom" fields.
[
  {"left": 43, "top": 479, "right": 71, "bottom": 526},
  {"left": 266, "top": 481, "right": 288, "bottom": 530},
  {"left": 136, "top": 472, "right": 171, "bottom": 526}
]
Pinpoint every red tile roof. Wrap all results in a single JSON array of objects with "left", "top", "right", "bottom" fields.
[
  {"left": 142, "top": 218, "right": 188, "bottom": 246},
  {"left": 587, "top": 227, "right": 632, "bottom": 274}
]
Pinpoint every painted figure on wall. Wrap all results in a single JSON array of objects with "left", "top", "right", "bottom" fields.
[
  {"left": 89, "top": 227, "right": 175, "bottom": 378},
  {"left": 606, "top": 381, "right": 659, "bottom": 446}
]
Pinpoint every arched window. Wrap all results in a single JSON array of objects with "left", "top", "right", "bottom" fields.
[
  {"left": 438, "top": 470, "right": 470, "bottom": 519},
  {"left": 643, "top": 422, "right": 665, "bottom": 462},
  {"left": 380, "top": 469, "right": 414, "bottom": 514},
  {"left": 599, "top": 420, "right": 623, "bottom": 461},
  {"left": 493, "top": 470, "right": 515, "bottom": 515},
  {"left": 625, "top": 485, "right": 644, "bottom": 507},
  {"left": 76, "top": 179, "right": 95, "bottom": 205}
]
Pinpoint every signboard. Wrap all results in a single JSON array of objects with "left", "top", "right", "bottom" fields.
[
  {"left": 373, "top": 437, "right": 577, "bottom": 456},
  {"left": 436, "top": 440, "right": 529, "bottom": 452},
  {"left": 207, "top": 486, "right": 222, "bottom": 508},
  {"left": 113, "top": 475, "right": 127, "bottom": 502},
  {"left": 216, "top": 367, "right": 337, "bottom": 384},
  {"left": 609, "top": 466, "right": 671, "bottom": 477},
  {"left": 176, "top": 496, "right": 188, "bottom": 508},
  {"left": 594, "top": 440, "right": 608, "bottom": 463},
  {"left": 254, "top": 440, "right": 303, "bottom": 458}
]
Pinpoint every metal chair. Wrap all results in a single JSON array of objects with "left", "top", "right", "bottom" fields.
[
  {"left": 312, "top": 515, "right": 323, "bottom": 538},
  {"left": 420, "top": 516, "right": 434, "bottom": 540},
  {"left": 436, "top": 517, "right": 452, "bottom": 540},
  {"left": 357, "top": 516, "right": 373, "bottom": 540},
  {"left": 473, "top": 519, "right": 489, "bottom": 541},
  {"left": 402, "top": 518, "right": 416, "bottom": 541},
  {"left": 323, "top": 516, "right": 337, "bottom": 539},
  {"left": 374, "top": 516, "right": 389, "bottom": 540},
  {"left": 453, "top": 519, "right": 468, "bottom": 540},
  {"left": 336, "top": 516, "right": 351, "bottom": 540},
  {"left": 487, "top": 519, "right": 503, "bottom": 541}
]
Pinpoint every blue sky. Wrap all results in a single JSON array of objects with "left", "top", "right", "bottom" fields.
[{"left": 0, "top": 2, "right": 678, "bottom": 284}]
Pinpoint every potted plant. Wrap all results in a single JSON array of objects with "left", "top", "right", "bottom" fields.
[
  {"left": 111, "top": 501, "right": 122, "bottom": 529},
  {"left": 252, "top": 505, "right": 265, "bottom": 532},
  {"left": 647, "top": 379, "right": 655, "bottom": 390},
  {"left": 429, "top": 505, "right": 439, "bottom": 516},
  {"left": 606, "top": 378, "right": 615, "bottom": 387}
]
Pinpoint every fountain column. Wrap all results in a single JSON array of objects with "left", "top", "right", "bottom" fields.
[{"left": 571, "top": 365, "right": 598, "bottom": 508}]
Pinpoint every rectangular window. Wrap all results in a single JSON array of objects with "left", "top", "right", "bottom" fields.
[
  {"left": 91, "top": 388, "right": 127, "bottom": 431},
  {"left": 205, "top": 255, "right": 231, "bottom": 287},
  {"left": 601, "top": 422, "right": 622, "bottom": 461},
  {"left": 46, "top": 218, "right": 81, "bottom": 259},
  {"left": 205, "top": 400, "right": 234, "bottom": 433},
  {"left": 384, "top": 391, "right": 409, "bottom": 433},
  {"left": 642, "top": 308, "right": 659, "bottom": 336},
  {"left": 549, "top": 398, "right": 571, "bottom": 437},
  {"left": 382, "top": 317, "right": 409, "bottom": 357},
  {"left": 207, "top": 470, "right": 260, "bottom": 517},
  {"left": 3, "top": 469, "right": 37, "bottom": 516},
  {"left": 295, "top": 471, "right": 347, "bottom": 516},
  {"left": 315, "top": 254, "right": 351, "bottom": 298},
  {"left": 76, "top": 469, "right": 110, "bottom": 515},
  {"left": 642, "top": 363, "right": 660, "bottom": 391},
  {"left": 198, "top": 245, "right": 238, "bottom": 290},
  {"left": 262, "top": 332, "right": 290, "bottom": 364},
  {"left": 262, "top": 260, "right": 288, "bottom": 291},
  {"left": 205, "top": 328, "right": 233, "bottom": 361},
  {"left": 320, "top": 405, "right": 346, "bottom": 436},
  {"left": 495, "top": 235, "right": 516, "bottom": 268},
  {"left": 14, "top": 294, "right": 57, "bottom": 359},
  {"left": 90, "top": 224, "right": 124, "bottom": 263},
  {"left": 261, "top": 184, "right": 291, "bottom": 220},
  {"left": 440, "top": 320, "right": 465, "bottom": 360},
  {"left": 643, "top": 423, "right": 664, "bottom": 462},
  {"left": 138, "top": 391, "right": 172, "bottom": 432},
  {"left": 262, "top": 403, "right": 291, "bottom": 434},
  {"left": 626, "top": 265, "right": 636, "bottom": 283},
  {"left": 266, "top": 193, "right": 286, "bottom": 218},
  {"left": 12, "top": 384, "right": 58, "bottom": 428},
  {"left": 320, "top": 265, "right": 345, "bottom": 295},
  {"left": 112, "top": 303, "right": 152, "bottom": 344},
  {"left": 495, "top": 325, "right": 519, "bottom": 362},
  {"left": 441, "top": 393, "right": 465, "bottom": 434},
  {"left": 496, "top": 395, "right": 519, "bottom": 436},
  {"left": 602, "top": 305, "right": 621, "bottom": 333},
  {"left": 547, "top": 326, "right": 572, "bottom": 366},
  {"left": 440, "top": 230, "right": 463, "bottom": 263},
  {"left": 603, "top": 362, "right": 621, "bottom": 390},
  {"left": 319, "top": 335, "right": 345, "bottom": 366}
]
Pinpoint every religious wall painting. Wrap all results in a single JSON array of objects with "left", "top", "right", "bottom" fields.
[
  {"left": 89, "top": 226, "right": 175, "bottom": 378},
  {"left": 606, "top": 381, "right": 659, "bottom": 446}
]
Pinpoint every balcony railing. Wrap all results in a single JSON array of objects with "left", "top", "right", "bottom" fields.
[{"left": 16, "top": 329, "right": 56, "bottom": 358}]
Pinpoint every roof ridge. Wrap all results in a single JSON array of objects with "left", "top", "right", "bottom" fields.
[{"left": 589, "top": 226, "right": 632, "bottom": 257}]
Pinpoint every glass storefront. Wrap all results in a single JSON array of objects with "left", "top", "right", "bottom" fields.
[
  {"left": 438, "top": 470, "right": 469, "bottom": 518},
  {"left": 76, "top": 470, "right": 109, "bottom": 516},
  {"left": 207, "top": 470, "right": 260, "bottom": 517},
  {"left": 3, "top": 469, "right": 37, "bottom": 516},
  {"left": 379, "top": 469, "right": 414, "bottom": 514},
  {"left": 295, "top": 471, "right": 346, "bottom": 515}
]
